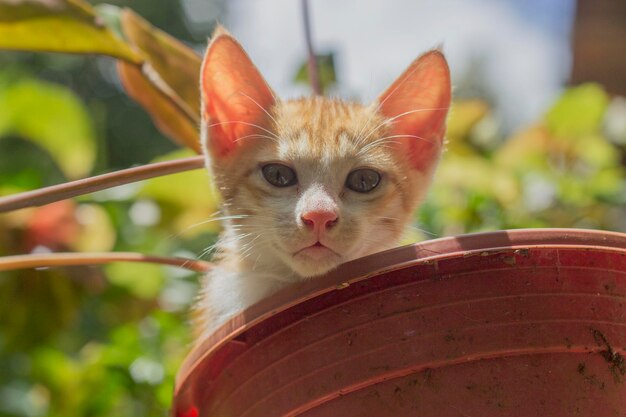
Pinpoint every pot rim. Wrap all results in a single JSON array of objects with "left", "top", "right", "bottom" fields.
[{"left": 176, "top": 227, "right": 626, "bottom": 391}]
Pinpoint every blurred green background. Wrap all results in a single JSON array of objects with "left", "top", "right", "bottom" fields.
[{"left": 1, "top": 0, "right": 625, "bottom": 416}]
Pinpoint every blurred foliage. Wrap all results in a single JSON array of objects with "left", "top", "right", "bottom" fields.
[
  {"left": 0, "top": 1, "right": 625, "bottom": 417},
  {"left": 0, "top": 1, "right": 219, "bottom": 416},
  {"left": 420, "top": 83, "right": 626, "bottom": 238},
  {"left": 294, "top": 53, "right": 337, "bottom": 93},
  {"left": 0, "top": 75, "right": 97, "bottom": 180}
]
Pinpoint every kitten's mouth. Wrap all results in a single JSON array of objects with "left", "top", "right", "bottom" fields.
[{"left": 293, "top": 241, "right": 340, "bottom": 260}]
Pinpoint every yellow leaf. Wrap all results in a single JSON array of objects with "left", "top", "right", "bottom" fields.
[
  {"left": 446, "top": 99, "right": 490, "bottom": 155},
  {"left": 0, "top": 0, "right": 142, "bottom": 64},
  {"left": 447, "top": 100, "right": 490, "bottom": 139}
]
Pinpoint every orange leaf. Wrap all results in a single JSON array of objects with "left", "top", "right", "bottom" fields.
[
  {"left": 118, "top": 61, "right": 201, "bottom": 152},
  {"left": 121, "top": 8, "right": 202, "bottom": 117},
  {"left": 116, "top": 8, "right": 202, "bottom": 151}
]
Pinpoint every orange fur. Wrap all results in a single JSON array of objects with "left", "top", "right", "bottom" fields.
[{"left": 193, "top": 27, "right": 451, "bottom": 337}]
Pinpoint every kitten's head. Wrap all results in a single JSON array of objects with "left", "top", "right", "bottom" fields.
[{"left": 200, "top": 27, "right": 450, "bottom": 278}]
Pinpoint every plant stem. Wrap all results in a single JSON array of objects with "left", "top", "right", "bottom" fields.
[
  {"left": 0, "top": 156, "right": 205, "bottom": 213},
  {"left": 0, "top": 252, "right": 212, "bottom": 273},
  {"left": 301, "top": 0, "right": 321, "bottom": 95}
]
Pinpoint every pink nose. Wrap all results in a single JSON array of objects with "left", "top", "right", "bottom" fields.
[{"left": 301, "top": 209, "right": 338, "bottom": 231}]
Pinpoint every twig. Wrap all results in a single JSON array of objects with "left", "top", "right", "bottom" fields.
[
  {"left": 0, "top": 252, "right": 212, "bottom": 273},
  {"left": 301, "top": 0, "right": 321, "bottom": 95},
  {"left": 0, "top": 156, "right": 205, "bottom": 213}
]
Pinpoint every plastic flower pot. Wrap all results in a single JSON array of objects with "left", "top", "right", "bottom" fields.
[{"left": 173, "top": 228, "right": 626, "bottom": 417}]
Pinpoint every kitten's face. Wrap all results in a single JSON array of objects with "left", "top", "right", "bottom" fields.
[
  {"left": 212, "top": 99, "right": 427, "bottom": 277},
  {"left": 201, "top": 28, "right": 450, "bottom": 278}
]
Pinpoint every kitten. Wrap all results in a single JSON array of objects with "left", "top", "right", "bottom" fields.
[{"left": 194, "top": 27, "right": 451, "bottom": 336}]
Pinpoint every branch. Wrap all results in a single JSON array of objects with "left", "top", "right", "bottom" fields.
[
  {"left": 0, "top": 252, "right": 212, "bottom": 273},
  {"left": 0, "top": 156, "right": 205, "bottom": 213},
  {"left": 301, "top": 0, "right": 321, "bottom": 95}
]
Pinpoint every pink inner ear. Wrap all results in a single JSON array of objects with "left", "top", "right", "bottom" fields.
[
  {"left": 377, "top": 51, "right": 451, "bottom": 170},
  {"left": 201, "top": 34, "right": 275, "bottom": 157}
]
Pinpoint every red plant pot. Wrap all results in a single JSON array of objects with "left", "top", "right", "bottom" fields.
[{"left": 173, "top": 229, "right": 626, "bottom": 417}]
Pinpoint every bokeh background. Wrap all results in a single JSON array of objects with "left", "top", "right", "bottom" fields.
[{"left": 1, "top": 0, "right": 625, "bottom": 416}]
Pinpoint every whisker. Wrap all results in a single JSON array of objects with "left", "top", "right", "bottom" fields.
[
  {"left": 234, "top": 133, "right": 279, "bottom": 144},
  {"left": 385, "top": 107, "right": 449, "bottom": 125},
  {"left": 356, "top": 132, "right": 438, "bottom": 157},
  {"left": 378, "top": 134, "right": 432, "bottom": 143},
  {"left": 197, "top": 244, "right": 218, "bottom": 260},
  {"left": 252, "top": 253, "right": 263, "bottom": 270},
  {"left": 368, "top": 216, "right": 439, "bottom": 241},
  {"left": 353, "top": 74, "right": 426, "bottom": 145},
  {"left": 356, "top": 137, "right": 402, "bottom": 156},
  {"left": 238, "top": 91, "right": 280, "bottom": 128},
  {"left": 168, "top": 214, "right": 252, "bottom": 240},
  {"left": 239, "top": 234, "right": 263, "bottom": 260},
  {"left": 357, "top": 107, "right": 448, "bottom": 145},
  {"left": 372, "top": 57, "right": 442, "bottom": 114},
  {"left": 205, "top": 120, "right": 280, "bottom": 141},
  {"left": 353, "top": 110, "right": 381, "bottom": 146},
  {"left": 405, "top": 224, "right": 439, "bottom": 238}
]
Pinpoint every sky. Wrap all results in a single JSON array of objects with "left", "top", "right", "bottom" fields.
[{"left": 186, "top": 0, "right": 576, "bottom": 132}]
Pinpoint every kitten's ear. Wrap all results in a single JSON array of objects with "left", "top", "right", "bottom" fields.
[
  {"left": 375, "top": 50, "right": 451, "bottom": 171},
  {"left": 200, "top": 27, "right": 276, "bottom": 157}
]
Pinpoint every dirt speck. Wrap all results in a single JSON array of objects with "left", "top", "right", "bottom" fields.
[
  {"left": 336, "top": 282, "right": 350, "bottom": 290},
  {"left": 423, "top": 368, "right": 434, "bottom": 386},
  {"left": 346, "top": 331, "right": 355, "bottom": 346},
  {"left": 603, "top": 281, "right": 617, "bottom": 294},
  {"left": 577, "top": 362, "right": 607, "bottom": 390},
  {"left": 369, "top": 365, "right": 391, "bottom": 372},
  {"left": 592, "top": 328, "right": 626, "bottom": 382},
  {"left": 502, "top": 255, "right": 517, "bottom": 266}
]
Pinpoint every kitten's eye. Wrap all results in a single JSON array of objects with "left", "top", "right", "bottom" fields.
[
  {"left": 262, "top": 163, "right": 297, "bottom": 187},
  {"left": 346, "top": 169, "right": 381, "bottom": 193}
]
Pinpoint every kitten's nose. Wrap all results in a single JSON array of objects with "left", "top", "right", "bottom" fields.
[{"left": 301, "top": 209, "right": 338, "bottom": 231}]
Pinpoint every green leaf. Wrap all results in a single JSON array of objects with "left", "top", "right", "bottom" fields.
[
  {"left": 0, "top": 0, "right": 142, "bottom": 64},
  {"left": 294, "top": 53, "right": 337, "bottom": 93},
  {"left": 0, "top": 77, "right": 97, "bottom": 179},
  {"left": 105, "top": 262, "right": 165, "bottom": 299},
  {"left": 0, "top": 268, "right": 84, "bottom": 351},
  {"left": 545, "top": 83, "right": 609, "bottom": 137},
  {"left": 0, "top": 135, "right": 67, "bottom": 195}
]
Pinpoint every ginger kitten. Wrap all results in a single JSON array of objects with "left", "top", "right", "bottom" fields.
[{"left": 194, "top": 27, "right": 451, "bottom": 336}]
